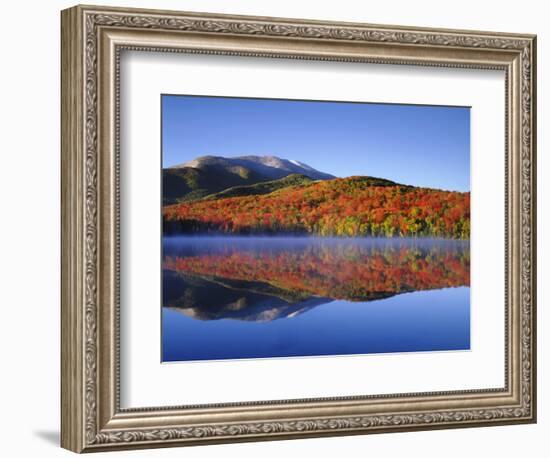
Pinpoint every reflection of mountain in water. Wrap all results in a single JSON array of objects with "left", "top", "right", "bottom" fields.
[
  {"left": 162, "top": 238, "right": 470, "bottom": 323},
  {"left": 164, "top": 271, "right": 333, "bottom": 322}
]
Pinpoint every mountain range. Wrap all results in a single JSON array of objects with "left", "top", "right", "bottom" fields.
[{"left": 163, "top": 155, "right": 334, "bottom": 204}]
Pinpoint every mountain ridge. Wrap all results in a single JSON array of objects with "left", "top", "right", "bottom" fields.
[
  {"left": 171, "top": 155, "right": 335, "bottom": 180},
  {"left": 163, "top": 154, "right": 335, "bottom": 204},
  {"left": 201, "top": 173, "right": 314, "bottom": 201}
]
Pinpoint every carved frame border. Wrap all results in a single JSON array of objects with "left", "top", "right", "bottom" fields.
[{"left": 61, "top": 4, "right": 536, "bottom": 453}]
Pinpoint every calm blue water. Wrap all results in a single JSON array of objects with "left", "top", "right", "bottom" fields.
[{"left": 162, "top": 236, "right": 470, "bottom": 362}]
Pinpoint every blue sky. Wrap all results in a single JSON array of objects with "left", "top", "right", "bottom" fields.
[{"left": 162, "top": 95, "right": 470, "bottom": 192}]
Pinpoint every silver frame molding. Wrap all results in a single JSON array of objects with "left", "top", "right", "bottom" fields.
[{"left": 61, "top": 4, "right": 537, "bottom": 453}]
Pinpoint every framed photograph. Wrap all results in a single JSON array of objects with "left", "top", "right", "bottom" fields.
[{"left": 61, "top": 4, "right": 537, "bottom": 453}]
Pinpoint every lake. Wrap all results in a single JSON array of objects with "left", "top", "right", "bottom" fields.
[{"left": 162, "top": 236, "right": 470, "bottom": 362}]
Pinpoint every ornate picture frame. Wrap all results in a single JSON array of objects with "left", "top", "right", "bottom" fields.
[{"left": 61, "top": 4, "right": 536, "bottom": 453}]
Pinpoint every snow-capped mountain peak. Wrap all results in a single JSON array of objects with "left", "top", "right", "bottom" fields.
[{"left": 174, "top": 155, "right": 335, "bottom": 181}]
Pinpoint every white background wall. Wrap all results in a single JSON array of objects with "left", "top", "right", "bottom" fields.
[{"left": 0, "top": 1, "right": 546, "bottom": 456}]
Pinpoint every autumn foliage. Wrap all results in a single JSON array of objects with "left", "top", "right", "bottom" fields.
[
  {"left": 163, "top": 242, "right": 470, "bottom": 301},
  {"left": 164, "top": 176, "right": 470, "bottom": 239}
]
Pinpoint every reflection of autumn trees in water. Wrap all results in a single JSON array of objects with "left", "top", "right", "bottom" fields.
[
  {"left": 163, "top": 242, "right": 470, "bottom": 302},
  {"left": 164, "top": 178, "right": 470, "bottom": 239}
]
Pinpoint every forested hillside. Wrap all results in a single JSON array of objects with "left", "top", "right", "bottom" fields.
[{"left": 164, "top": 176, "right": 470, "bottom": 239}]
